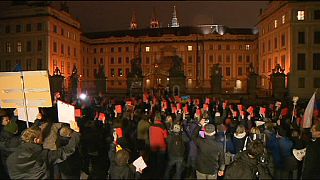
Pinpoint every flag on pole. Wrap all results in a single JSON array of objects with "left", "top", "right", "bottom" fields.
[{"left": 302, "top": 92, "right": 316, "bottom": 128}]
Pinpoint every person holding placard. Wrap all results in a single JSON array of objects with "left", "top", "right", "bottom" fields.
[{"left": 6, "top": 123, "right": 80, "bottom": 179}]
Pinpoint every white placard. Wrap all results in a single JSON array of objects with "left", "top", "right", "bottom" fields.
[
  {"left": 57, "top": 100, "right": 75, "bottom": 124},
  {"left": 17, "top": 107, "right": 39, "bottom": 123},
  {"left": 133, "top": 156, "right": 147, "bottom": 171}
]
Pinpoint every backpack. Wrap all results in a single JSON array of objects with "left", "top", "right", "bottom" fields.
[{"left": 168, "top": 133, "right": 185, "bottom": 157}]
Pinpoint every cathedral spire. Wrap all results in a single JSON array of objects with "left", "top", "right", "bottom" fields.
[
  {"left": 150, "top": 7, "right": 160, "bottom": 28},
  {"left": 170, "top": 5, "right": 179, "bottom": 27},
  {"left": 130, "top": 11, "right": 138, "bottom": 30}
]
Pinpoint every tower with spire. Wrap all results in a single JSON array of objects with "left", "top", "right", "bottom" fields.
[
  {"left": 170, "top": 6, "right": 179, "bottom": 27},
  {"left": 130, "top": 11, "right": 138, "bottom": 30},
  {"left": 150, "top": 8, "right": 160, "bottom": 28}
]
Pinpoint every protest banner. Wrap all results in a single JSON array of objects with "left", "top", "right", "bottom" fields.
[
  {"left": 17, "top": 107, "right": 39, "bottom": 123},
  {"left": 57, "top": 100, "right": 75, "bottom": 124}
]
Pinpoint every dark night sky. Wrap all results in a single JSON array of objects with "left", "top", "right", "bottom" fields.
[{"left": 0, "top": 1, "right": 270, "bottom": 33}]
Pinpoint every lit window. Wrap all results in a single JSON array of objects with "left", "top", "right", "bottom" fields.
[
  {"left": 297, "top": 10, "right": 305, "bottom": 21},
  {"left": 188, "top": 45, "right": 192, "bottom": 51},
  {"left": 146, "top": 46, "right": 150, "bottom": 52},
  {"left": 245, "top": 44, "right": 250, "bottom": 50},
  {"left": 282, "top": 15, "right": 286, "bottom": 24},
  {"left": 6, "top": 42, "right": 11, "bottom": 53},
  {"left": 17, "top": 42, "right": 22, "bottom": 52},
  {"left": 274, "top": 20, "right": 278, "bottom": 28}
]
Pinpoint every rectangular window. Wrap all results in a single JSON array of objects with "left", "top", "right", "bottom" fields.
[
  {"left": 111, "top": 47, "right": 114, "bottom": 52},
  {"left": 245, "top": 44, "right": 250, "bottom": 50},
  {"left": 226, "top": 67, "right": 231, "bottom": 76},
  {"left": 315, "top": 10, "right": 320, "bottom": 20},
  {"left": 17, "top": 42, "right": 22, "bottom": 52},
  {"left": 314, "top": 31, "right": 320, "bottom": 44},
  {"left": 118, "top": 68, "right": 123, "bottom": 77},
  {"left": 187, "top": 45, "right": 192, "bottom": 51},
  {"left": 281, "top": 55, "right": 286, "bottom": 70},
  {"left": 67, "top": 46, "right": 70, "bottom": 55},
  {"left": 26, "top": 41, "right": 31, "bottom": 52},
  {"left": 126, "top": 47, "right": 129, "bottom": 52},
  {"left": 313, "top": 53, "right": 320, "bottom": 70},
  {"left": 126, "top": 57, "right": 130, "bottom": 64},
  {"left": 298, "top": 32, "right": 305, "bottom": 44},
  {"left": 145, "top": 46, "right": 150, "bottom": 52},
  {"left": 246, "top": 55, "right": 250, "bottom": 63},
  {"left": 6, "top": 42, "right": 11, "bottom": 53},
  {"left": 26, "top": 59, "right": 32, "bottom": 70},
  {"left": 94, "top": 48, "right": 97, "bottom": 53},
  {"left": 16, "top": 24, "right": 21, "bottom": 33},
  {"left": 238, "top": 67, "right": 243, "bottom": 76},
  {"left": 281, "top": 34, "right": 286, "bottom": 47},
  {"left": 125, "top": 68, "right": 130, "bottom": 77},
  {"left": 61, "top": 28, "right": 64, "bottom": 36},
  {"left": 298, "top": 77, "right": 305, "bottom": 88},
  {"left": 188, "top": 56, "right": 193, "bottom": 64},
  {"left": 274, "top": 37, "right": 278, "bottom": 49},
  {"left": 297, "top": 10, "right": 305, "bottom": 21},
  {"left": 37, "top": 40, "right": 42, "bottom": 51},
  {"left": 26, "top": 24, "right": 31, "bottom": 32},
  {"left": 67, "top": 31, "right": 70, "bottom": 38},
  {"left": 100, "top": 48, "right": 103, "bottom": 53},
  {"left": 282, "top": 15, "right": 286, "bottom": 24},
  {"left": 100, "top": 58, "right": 104, "bottom": 64},
  {"left": 53, "top": 42, "right": 57, "bottom": 53},
  {"left": 53, "top": 25, "right": 57, "bottom": 33},
  {"left": 274, "top": 20, "right": 278, "bottom": 28},
  {"left": 111, "top": 57, "right": 115, "bottom": 64},
  {"left": 226, "top": 55, "right": 231, "bottom": 63},
  {"left": 218, "top": 55, "right": 222, "bottom": 63},
  {"left": 118, "top": 57, "right": 122, "bottom": 64},
  {"left": 37, "top": 23, "right": 42, "bottom": 31},
  {"left": 297, "top": 53, "right": 306, "bottom": 70},
  {"left": 61, "top": 44, "right": 64, "bottom": 54},
  {"left": 93, "top": 58, "right": 97, "bottom": 65},
  {"left": 314, "top": 78, "right": 320, "bottom": 88},
  {"left": 5, "top": 25, "right": 10, "bottom": 33},
  {"left": 209, "top": 55, "right": 213, "bottom": 63},
  {"left": 238, "top": 55, "right": 242, "bottom": 63},
  {"left": 118, "top": 47, "right": 122, "bottom": 52},
  {"left": 37, "top": 58, "right": 42, "bottom": 70}
]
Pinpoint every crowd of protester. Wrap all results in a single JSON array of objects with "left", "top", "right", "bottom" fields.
[{"left": 1, "top": 91, "right": 320, "bottom": 179}]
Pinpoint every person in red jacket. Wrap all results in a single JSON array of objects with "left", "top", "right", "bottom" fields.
[{"left": 148, "top": 112, "right": 168, "bottom": 178}]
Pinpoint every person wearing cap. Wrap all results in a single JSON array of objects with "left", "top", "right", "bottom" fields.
[
  {"left": 164, "top": 123, "right": 188, "bottom": 179},
  {"left": 6, "top": 124, "right": 80, "bottom": 179},
  {"left": 191, "top": 118, "right": 225, "bottom": 179},
  {"left": 301, "top": 123, "right": 320, "bottom": 179}
]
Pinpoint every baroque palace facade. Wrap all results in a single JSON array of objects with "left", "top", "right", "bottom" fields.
[{"left": 0, "top": 1, "right": 319, "bottom": 98}]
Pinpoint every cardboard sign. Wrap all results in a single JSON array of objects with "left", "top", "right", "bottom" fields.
[
  {"left": 0, "top": 71, "right": 52, "bottom": 108},
  {"left": 75, "top": 109, "right": 82, "bottom": 117},
  {"left": 281, "top": 108, "right": 289, "bottom": 116},
  {"left": 194, "top": 99, "right": 200, "bottom": 106},
  {"left": 17, "top": 107, "right": 39, "bottom": 123},
  {"left": 57, "top": 100, "right": 75, "bottom": 124},
  {"left": 133, "top": 156, "right": 147, "bottom": 171},
  {"left": 203, "top": 104, "right": 209, "bottom": 111},
  {"left": 98, "top": 113, "right": 106, "bottom": 121},
  {"left": 162, "top": 100, "right": 168, "bottom": 110},
  {"left": 237, "top": 104, "right": 244, "bottom": 111},
  {"left": 115, "top": 105, "right": 122, "bottom": 113},
  {"left": 196, "top": 109, "right": 202, "bottom": 117},
  {"left": 184, "top": 104, "right": 189, "bottom": 114},
  {"left": 259, "top": 107, "right": 267, "bottom": 115},
  {"left": 126, "top": 100, "right": 132, "bottom": 106},
  {"left": 247, "top": 106, "right": 254, "bottom": 114},
  {"left": 143, "top": 93, "right": 149, "bottom": 103},
  {"left": 172, "top": 106, "right": 177, "bottom": 114},
  {"left": 205, "top": 97, "right": 211, "bottom": 104},
  {"left": 177, "top": 103, "right": 182, "bottom": 110},
  {"left": 116, "top": 128, "right": 123, "bottom": 138}
]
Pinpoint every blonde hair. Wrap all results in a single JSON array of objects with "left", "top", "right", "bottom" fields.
[
  {"left": 21, "top": 127, "right": 41, "bottom": 143},
  {"left": 250, "top": 127, "right": 261, "bottom": 135},
  {"left": 235, "top": 124, "right": 246, "bottom": 135}
]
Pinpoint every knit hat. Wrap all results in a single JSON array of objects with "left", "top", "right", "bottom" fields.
[
  {"left": 204, "top": 124, "right": 215, "bottom": 136},
  {"left": 4, "top": 121, "right": 18, "bottom": 134}
]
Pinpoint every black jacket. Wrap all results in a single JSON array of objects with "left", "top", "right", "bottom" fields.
[
  {"left": 224, "top": 151, "right": 273, "bottom": 179},
  {"left": 6, "top": 132, "right": 80, "bottom": 179},
  {"left": 302, "top": 138, "right": 320, "bottom": 179},
  {"left": 192, "top": 124, "right": 225, "bottom": 174}
]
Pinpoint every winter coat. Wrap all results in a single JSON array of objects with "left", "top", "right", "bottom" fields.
[
  {"left": 232, "top": 132, "right": 248, "bottom": 154},
  {"left": 224, "top": 151, "right": 273, "bottom": 179},
  {"left": 0, "top": 130, "right": 21, "bottom": 174},
  {"left": 149, "top": 120, "right": 168, "bottom": 152},
  {"left": 6, "top": 132, "right": 80, "bottom": 179},
  {"left": 192, "top": 124, "right": 225, "bottom": 175},
  {"left": 166, "top": 131, "right": 188, "bottom": 158},
  {"left": 109, "top": 163, "right": 138, "bottom": 179},
  {"left": 302, "top": 138, "right": 320, "bottom": 179}
]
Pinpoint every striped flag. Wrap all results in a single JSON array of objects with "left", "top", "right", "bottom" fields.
[{"left": 302, "top": 92, "right": 316, "bottom": 128}]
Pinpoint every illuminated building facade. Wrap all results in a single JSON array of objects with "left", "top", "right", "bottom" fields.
[
  {"left": 257, "top": 1, "right": 320, "bottom": 98},
  {"left": 1, "top": 1, "right": 318, "bottom": 98}
]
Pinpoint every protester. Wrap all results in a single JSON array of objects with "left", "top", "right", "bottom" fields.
[
  {"left": 6, "top": 124, "right": 80, "bottom": 179},
  {"left": 192, "top": 118, "right": 225, "bottom": 179}
]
